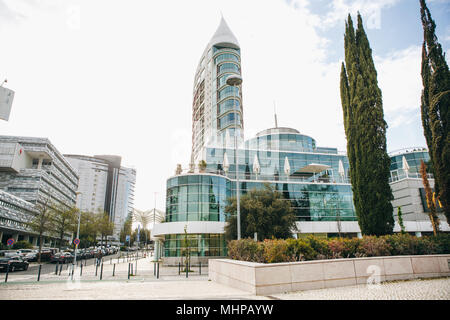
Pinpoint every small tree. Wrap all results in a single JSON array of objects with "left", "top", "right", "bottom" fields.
[
  {"left": 28, "top": 197, "right": 53, "bottom": 263},
  {"left": 397, "top": 206, "right": 406, "bottom": 234},
  {"left": 420, "top": 160, "right": 440, "bottom": 235},
  {"left": 198, "top": 160, "right": 207, "bottom": 172},
  {"left": 224, "top": 183, "right": 297, "bottom": 241},
  {"left": 50, "top": 203, "right": 77, "bottom": 250},
  {"left": 181, "top": 225, "right": 192, "bottom": 272},
  {"left": 97, "top": 211, "right": 114, "bottom": 247},
  {"left": 120, "top": 213, "right": 133, "bottom": 244}
]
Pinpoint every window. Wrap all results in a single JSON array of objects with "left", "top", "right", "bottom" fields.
[{"left": 218, "top": 63, "right": 239, "bottom": 74}]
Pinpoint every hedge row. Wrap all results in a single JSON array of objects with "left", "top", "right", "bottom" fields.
[{"left": 227, "top": 233, "right": 450, "bottom": 263}]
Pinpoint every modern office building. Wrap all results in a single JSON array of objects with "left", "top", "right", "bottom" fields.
[
  {"left": 0, "top": 136, "right": 79, "bottom": 246},
  {"left": 152, "top": 18, "right": 449, "bottom": 265},
  {"left": 64, "top": 154, "right": 136, "bottom": 241},
  {"left": 389, "top": 148, "right": 449, "bottom": 235},
  {"left": 191, "top": 16, "right": 244, "bottom": 165}
]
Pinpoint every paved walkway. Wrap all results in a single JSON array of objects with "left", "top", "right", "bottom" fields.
[{"left": 0, "top": 255, "right": 448, "bottom": 300}]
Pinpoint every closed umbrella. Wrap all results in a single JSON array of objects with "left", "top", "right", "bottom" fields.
[
  {"left": 402, "top": 156, "right": 410, "bottom": 177},
  {"left": 338, "top": 159, "right": 345, "bottom": 180},
  {"left": 223, "top": 151, "right": 229, "bottom": 173},
  {"left": 253, "top": 154, "right": 260, "bottom": 175},
  {"left": 284, "top": 156, "right": 290, "bottom": 176}
]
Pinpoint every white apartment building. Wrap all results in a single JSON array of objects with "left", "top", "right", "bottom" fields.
[{"left": 65, "top": 154, "right": 136, "bottom": 241}]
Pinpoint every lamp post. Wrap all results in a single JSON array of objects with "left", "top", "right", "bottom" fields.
[
  {"left": 73, "top": 191, "right": 82, "bottom": 267},
  {"left": 226, "top": 75, "right": 243, "bottom": 240}
]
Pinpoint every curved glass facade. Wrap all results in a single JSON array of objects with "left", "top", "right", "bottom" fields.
[
  {"left": 389, "top": 149, "right": 431, "bottom": 182},
  {"left": 246, "top": 132, "right": 316, "bottom": 152},
  {"left": 166, "top": 174, "right": 230, "bottom": 223},
  {"left": 164, "top": 233, "right": 227, "bottom": 257}
]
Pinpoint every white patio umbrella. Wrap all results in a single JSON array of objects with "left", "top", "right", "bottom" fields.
[
  {"left": 225, "top": 130, "right": 231, "bottom": 148},
  {"left": 338, "top": 159, "right": 345, "bottom": 180},
  {"left": 223, "top": 151, "right": 230, "bottom": 173},
  {"left": 253, "top": 154, "right": 260, "bottom": 175},
  {"left": 284, "top": 156, "right": 290, "bottom": 176},
  {"left": 402, "top": 156, "right": 410, "bottom": 177}
]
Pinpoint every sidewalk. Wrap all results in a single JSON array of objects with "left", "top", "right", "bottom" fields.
[{"left": 0, "top": 255, "right": 448, "bottom": 300}]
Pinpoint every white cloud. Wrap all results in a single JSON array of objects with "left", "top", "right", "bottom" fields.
[
  {"left": 0, "top": 0, "right": 428, "bottom": 211},
  {"left": 375, "top": 46, "right": 422, "bottom": 128}
]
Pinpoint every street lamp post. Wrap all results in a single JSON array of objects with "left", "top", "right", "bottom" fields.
[
  {"left": 226, "top": 75, "right": 243, "bottom": 240},
  {"left": 73, "top": 192, "right": 82, "bottom": 267}
]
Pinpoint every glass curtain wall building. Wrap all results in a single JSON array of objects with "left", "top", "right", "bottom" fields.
[
  {"left": 191, "top": 17, "right": 243, "bottom": 165},
  {"left": 159, "top": 126, "right": 358, "bottom": 264}
]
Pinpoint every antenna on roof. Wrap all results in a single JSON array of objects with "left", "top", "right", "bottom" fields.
[{"left": 274, "top": 101, "right": 278, "bottom": 128}]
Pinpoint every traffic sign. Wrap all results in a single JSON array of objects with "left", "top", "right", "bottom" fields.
[
  {"left": 7, "top": 238, "right": 14, "bottom": 246},
  {"left": 73, "top": 238, "right": 80, "bottom": 246}
]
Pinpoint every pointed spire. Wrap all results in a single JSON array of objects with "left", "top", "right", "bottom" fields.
[{"left": 209, "top": 16, "right": 240, "bottom": 49}]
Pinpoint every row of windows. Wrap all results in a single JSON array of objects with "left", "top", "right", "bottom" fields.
[
  {"left": 218, "top": 98, "right": 240, "bottom": 115},
  {"left": 218, "top": 85, "right": 239, "bottom": 101},
  {"left": 215, "top": 53, "right": 239, "bottom": 64},
  {"left": 218, "top": 63, "right": 240, "bottom": 74},
  {"left": 219, "top": 112, "right": 241, "bottom": 130},
  {"left": 164, "top": 233, "right": 227, "bottom": 257}
]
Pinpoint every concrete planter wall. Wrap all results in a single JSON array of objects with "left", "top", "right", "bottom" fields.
[{"left": 208, "top": 255, "right": 450, "bottom": 295}]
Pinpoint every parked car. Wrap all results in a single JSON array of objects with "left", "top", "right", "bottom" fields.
[
  {"left": 0, "top": 256, "right": 29, "bottom": 272},
  {"left": 50, "top": 252, "right": 73, "bottom": 264},
  {"left": 1, "top": 250, "right": 22, "bottom": 258},
  {"left": 22, "top": 251, "right": 38, "bottom": 262}
]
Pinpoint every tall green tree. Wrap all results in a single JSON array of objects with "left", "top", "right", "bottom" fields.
[
  {"left": 224, "top": 184, "right": 297, "bottom": 241},
  {"left": 50, "top": 203, "right": 77, "bottom": 250},
  {"left": 28, "top": 197, "right": 54, "bottom": 263},
  {"left": 97, "top": 211, "right": 115, "bottom": 247},
  {"left": 419, "top": 0, "right": 450, "bottom": 223},
  {"left": 340, "top": 13, "right": 394, "bottom": 236},
  {"left": 120, "top": 213, "right": 133, "bottom": 244},
  {"left": 420, "top": 160, "right": 440, "bottom": 235}
]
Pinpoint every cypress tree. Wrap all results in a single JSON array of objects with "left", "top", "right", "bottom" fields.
[
  {"left": 340, "top": 13, "right": 394, "bottom": 236},
  {"left": 419, "top": 0, "right": 450, "bottom": 223}
]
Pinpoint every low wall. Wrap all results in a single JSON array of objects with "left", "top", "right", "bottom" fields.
[{"left": 208, "top": 255, "right": 450, "bottom": 295}]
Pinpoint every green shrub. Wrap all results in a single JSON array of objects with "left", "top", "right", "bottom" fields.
[
  {"left": 305, "top": 235, "right": 330, "bottom": 259},
  {"left": 227, "top": 233, "right": 450, "bottom": 263},
  {"left": 12, "top": 240, "right": 34, "bottom": 249},
  {"left": 429, "top": 234, "right": 450, "bottom": 254},
  {"left": 286, "top": 238, "right": 317, "bottom": 261},
  {"left": 356, "top": 236, "right": 391, "bottom": 257},
  {"left": 263, "top": 239, "right": 292, "bottom": 263},
  {"left": 227, "top": 238, "right": 265, "bottom": 263}
]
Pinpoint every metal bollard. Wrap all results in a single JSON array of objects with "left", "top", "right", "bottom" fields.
[
  {"left": 135, "top": 261, "right": 137, "bottom": 275},
  {"left": 37, "top": 264, "right": 42, "bottom": 282},
  {"left": 153, "top": 262, "right": 156, "bottom": 276},
  {"left": 100, "top": 263, "right": 103, "bottom": 280},
  {"left": 199, "top": 262, "right": 201, "bottom": 275},
  {"left": 186, "top": 262, "right": 188, "bottom": 278},
  {"left": 5, "top": 264, "right": 10, "bottom": 283},
  {"left": 55, "top": 262, "right": 59, "bottom": 275},
  {"left": 112, "top": 264, "right": 115, "bottom": 277},
  {"left": 128, "top": 263, "right": 130, "bottom": 280},
  {"left": 95, "top": 263, "right": 98, "bottom": 276},
  {"left": 80, "top": 263, "right": 83, "bottom": 276},
  {"left": 157, "top": 262, "right": 159, "bottom": 279},
  {"left": 131, "top": 263, "right": 133, "bottom": 276},
  {"left": 178, "top": 262, "right": 181, "bottom": 275},
  {"left": 71, "top": 264, "right": 74, "bottom": 280}
]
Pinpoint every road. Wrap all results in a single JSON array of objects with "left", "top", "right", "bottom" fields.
[{"left": 0, "top": 251, "right": 140, "bottom": 276}]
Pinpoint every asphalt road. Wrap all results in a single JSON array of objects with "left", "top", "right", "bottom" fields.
[{"left": 1, "top": 252, "right": 124, "bottom": 276}]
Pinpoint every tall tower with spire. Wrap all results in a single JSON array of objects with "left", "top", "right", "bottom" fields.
[{"left": 191, "top": 17, "right": 244, "bottom": 164}]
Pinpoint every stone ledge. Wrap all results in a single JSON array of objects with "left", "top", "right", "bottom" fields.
[{"left": 208, "top": 254, "right": 450, "bottom": 295}]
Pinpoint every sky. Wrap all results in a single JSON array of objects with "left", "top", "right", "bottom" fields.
[{"left": 0, "top": 0, "right": 449, "bottom": 212}]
